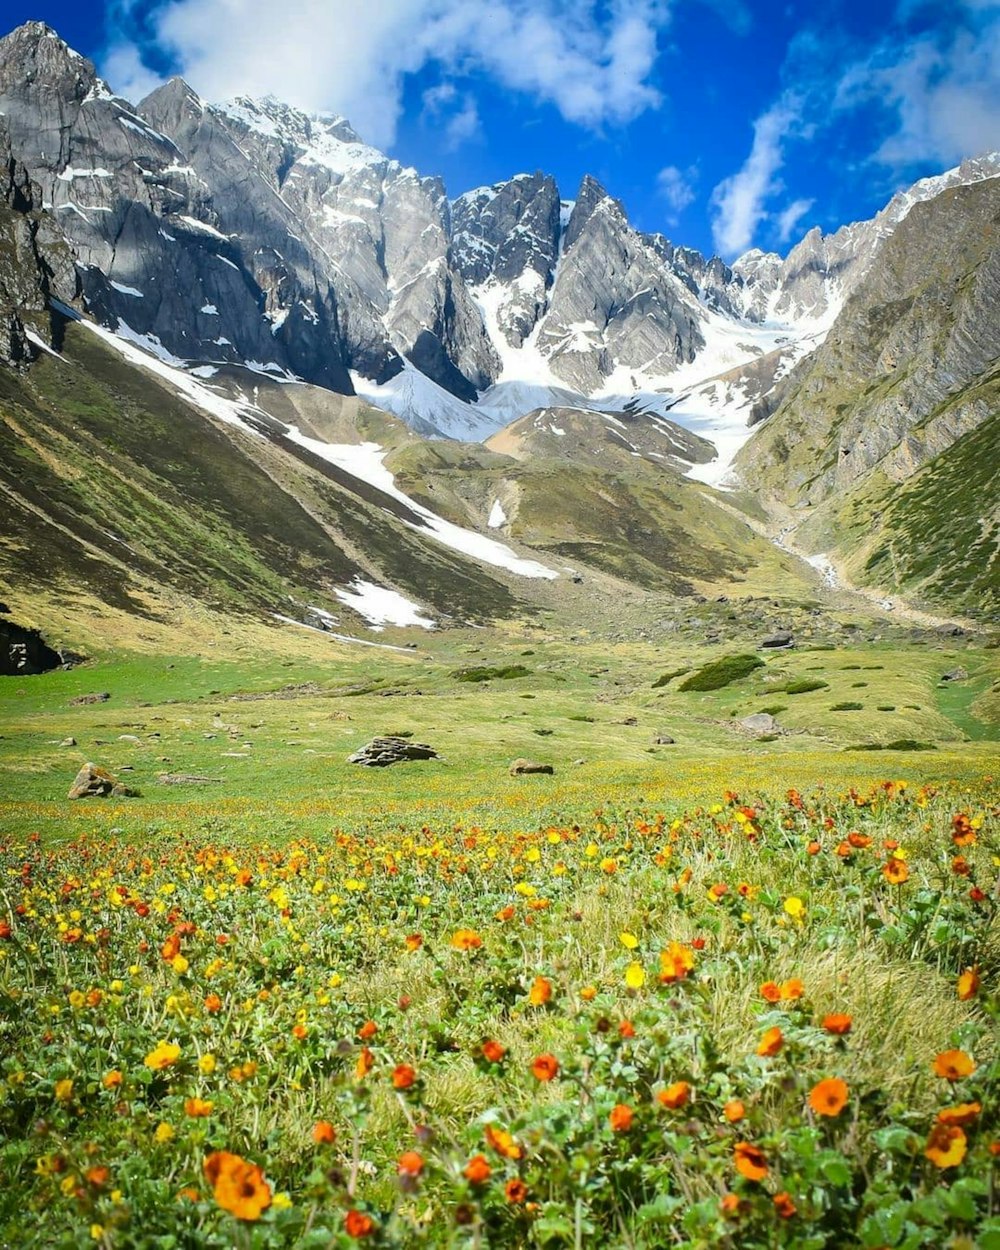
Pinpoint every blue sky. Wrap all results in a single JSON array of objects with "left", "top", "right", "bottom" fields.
[{"left": 4, "top": 0, "right": 997, "bottom": 258}]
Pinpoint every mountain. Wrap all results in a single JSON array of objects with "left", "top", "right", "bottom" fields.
[{"left": 735, "top": 176, "right": 1000, "bottom": 614}]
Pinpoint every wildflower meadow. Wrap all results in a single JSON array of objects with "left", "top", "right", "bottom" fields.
[{"left": 1, "top": 778, "right": 997, "bottom": 1247}]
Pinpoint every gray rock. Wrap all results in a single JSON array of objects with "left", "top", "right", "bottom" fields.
[
  {"left": 508, "top": 758, "right": 554, "bottom": 775},
  {"left": 760, "top": 630, "right": 795, "bottom": 649},
  {"left": 60, "top": 736, "right": 76, "bottom": 746},
  {"left": 739, "top": 713, "right": 779, "bottom": 734},
  {"left": 118, "top": 734, "right": 142, "bottom": 743},
  {"left": 653, "top": 734, "right": 675, "bottom": 744},
  {"left": 68, "top": 762, "right": 119, "bottom": 798},
  {"left": 941, "top": 666, "right": 969, "bottom": 682},
  {"left": 348, "top": 736, "right": 440, "bottom": 767}
]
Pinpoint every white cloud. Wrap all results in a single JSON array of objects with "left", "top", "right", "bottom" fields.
[
  {"left": 776, "top": 196, "right": 813, "bottom": 242},
  {"left": 422, "top": 82, "right": 481, "bottom": 150},
  {"left": 656, "top": 164, "right": 696, "bottom": 221},
  {"left": 836, "top": 23, "right": 1000, "bottom": 169},
  {"left": 103, "top": 0, "right": 674, "bottom": 149},
  {"left": 709, "top": 96, "right": 802, "bottom": 256}
]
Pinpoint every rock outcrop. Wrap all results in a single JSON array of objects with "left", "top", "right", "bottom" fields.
[{"left": 347, "top": 736, "right": 441, "bottom": 766}]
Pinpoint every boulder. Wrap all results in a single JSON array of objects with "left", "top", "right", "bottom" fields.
[
  {"left": 69, "top": 692, "right": 110, "bottom": 706},
  {"left": 739, "top": 713, "right": 779, "bottom": 734},
  {"left": 941, "top": 666, "right": 968, "bottom": 682},
  {"left": 760, "top": 630, "right": 794, "bottom": 649},
  {"left": 68, "top": 762, "right": 133, "bottom": 799},
  {"left": 509, "top": 758, "right": 554, "bottom": 776},
  {"left": 348, "top": 737, "right": 441, "bottom": 767},
  {"left": 653, "top": 734, "right": 675, "bottom": 745},
  {"left": 59, "top": 736, "right": 76, "bottom": 747}
]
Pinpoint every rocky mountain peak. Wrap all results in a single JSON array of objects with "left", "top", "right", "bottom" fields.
[{"left": 563, "top": 174, "right": 620, "bottom": 252}]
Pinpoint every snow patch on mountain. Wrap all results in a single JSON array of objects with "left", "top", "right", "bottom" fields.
[{"left": 333, "top": 579, "right": 435, "bottom": 630}]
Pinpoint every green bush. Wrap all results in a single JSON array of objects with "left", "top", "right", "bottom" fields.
[
  {"left": 451, "top": 665, "right": 532, "bottom": 682},
  {"left": 678, "top": 654, "right": 764, "bottom": 692},
  {"left": 784, "top": 679, "right": 829, "bottom": 694},
  {"left": 652, "top": 666, "right": 690, "bottom": 688},
  {"left": 831, "top": 701, "right": 864, "bottom": 711}
]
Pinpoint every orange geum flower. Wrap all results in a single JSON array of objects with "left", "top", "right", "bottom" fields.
[
  {"left": 396, "top": 1151, "right": 424, "bottom": 1179},
  {"left": 451, "top": 928, "right": 482, "bottom": 951},
  {"left": 883, "top": 858, "right": 909, "bottom": 885},
  {"left": 102, "top": 1070, "right": 122, "bottom": 1089},
  {"left": 656, "top": 1082, "right": 690, "bottom": 1110},
  {"left": 773, "top": 1192, "right": 797, "bottom": 1219},
  {"left": 184, "top": 1097, "right": 213, "bottom": 1117},
  {"left": 528, "top": 976, "right": 553, "bottom": 1006},
  {"left": 344, "top": 1209, "right": 376, "bottom": 1238},
  {"left": 659, "top": 941, "right": 695, "bottom": 983},
  {"left": 933, "top": 1049, "right": 975, "bottom": 1081},
  {"left": 357, "top": 1020, "right": 378, "bottom": 1041},
  {"left": 404, "top": 933, "right": 423, "bottom": 951},
  {"left": 291, "top": 1024, "right": 307, "bottom": 1041},
  {"left": 847, "top": 832, "right": 871, "bottom": 849},
  {"left": 312, "top": 1120, "right": 336, "bottom": 1144},
  {"left": 756, "top": 1026, "right": 784, "bottom": 1058},
  {"left": 484, "top": 1126, "right": 522, "bottom": 1160},
  {"left": 609, "top": 1104, "right": 634, "bottom": 1132},
  {"left": 733, "top": 1142, "right": 768, "bottom": 1181},
  {"left": 204, "top": 993, "right": 222, "bottom": 1014},
  {"left": 723, "top": 1099, "right": 746, "bottom": 1123},
  {"left": 482, "top": 1040, "right": 507, "bottom": 1064},
  {"left": 580, "top": 985, "right": 597, "bottom": 1002},
  {"left": 957, "top": 968, "right": 980, "bottom": 1001},
  {"left": 505, "top": 1178, "right": 528, "bottom": 1204},
  {"left": 204, "top": 1151, "right": 271, "bottom": 1221},
  {"left": 937, "top": 1103, "right": 981, "bottom": 1127},
  {"left": 355, "top": 1046, "right": 374, "bottom": 1080},
  {"left": 759, "top": 981, "right": 782, "bottom": 1003},
  {"left": 808, "top": 1078, "right": 849, "bottom": 1117},
  {"left": 780, "top": 978, "right": 804, "bottom": 1001},
  {"left": 925, "top": 1123, "right": 967, "bottom": 1169},
  {"left": 822, "top": 1013, "right": 852, "bottom": 1035},
  {"left": 531, "top": 1054, "right": 559, "bottom": 1082},
  {"left": 86, "top": 1166, "right": 110, "bottom": 1188},
  {"left": 463, "top": 1154, "right": 492, "bottom": 1184},
  {"left": 720, "top": 1193, "right": 747, "bottom": 1219},
  {"left": 392, "top": 1064, "right": 417, "bottom": 1090}
]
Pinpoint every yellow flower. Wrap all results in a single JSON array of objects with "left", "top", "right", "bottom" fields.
[
  {"left": 144, "top": 1041, "right": 181, "bottom": 1070},
  {"left": 625, "top": 962, "right": 646, "bottom": 990},
  {"left": 783, "top": 897, "right": 805, "bottom": 920},
  {"left": 198, "top": 1053, "right": 217, "bottom": 1075},
  {"left": 54, "top": 1079, "right": 73, "bottom": 1103},
  {"left": 154, "top": 1123, "right": 175, "bottom": 1143},
  {"left": 619, "top": 932, "right": 639, "bottom": 950},
  {"left": 171, "top": 955, "right": 189, "bottom": 975}
]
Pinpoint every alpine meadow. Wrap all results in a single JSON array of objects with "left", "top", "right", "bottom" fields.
[{"left": 0, "top": 7, "right": 997, "bottom": 1249}]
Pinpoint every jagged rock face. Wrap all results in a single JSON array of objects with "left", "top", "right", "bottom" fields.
[
  {"left": 452, "top": 173, "right": 561, "bottom": 349},
  {"left": 735, "top": 176, "right": 1000, "bottom": 504},
  {"left": 0, "top": 24, "right": 352, "bottom": 388},
  {"left": 0, "top": 116, "right": 78, "bottom": 365},
  {"left": 534, "top": 177, "right": 705, "bottom": 392}
]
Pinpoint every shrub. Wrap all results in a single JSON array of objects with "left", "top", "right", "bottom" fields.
[
  {"left": 678, "top": 654, "right": 764, "bottom": 692},
  {"left": 831, "top": 702, "right": 864, "bottom": 711},
  {"left": 652, "top": 667, "right": 690, "bottom": 688},
  {"left": 452, "top": 665, "right": 532, "bottom": 682},
  {"left": 758, "top": 704, "right": 788, "bottom": 716},
  {"left": 784, "top": 679, "right": 829, "bottom": 694}
]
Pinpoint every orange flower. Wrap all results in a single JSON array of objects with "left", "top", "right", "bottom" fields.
[
  {"left": 760, "top": 981, "right": 782, "bottom": 1003},
  {"left": 204, "top": 993, "right": 222, "bottom": 1014},
  {"left": 102, "top": 1070, "right": 123, "bottom": 1089},
  {"left": 933, "top": 1049, "right": 975, "bottom": 1081},
  {"left": 312, "top": 1120, "right": 336, "bottom": 1144},
  {"left": 659, "top": 941, "right": 695, "bottom": 983},
  {"left": 355, "top": 1046, "right": 374, "bottom": 1080},
  {"left": 756, "top": 1026, "right": 784, "bottom": 1058},
  {"left": 451, "top": 928, "right": 482, "bottom": 951},
  {"left": 937, "top": 1103, "right": 981, "bottom": 1127},
  {"left": 86, "top": 1166, "right": 110, "bottom": 1187},
  {"left": 204, "top": 1151, "right": 272, "bottom": 1221},
  {"left": 404, "top": 933, "right": 423, "bottom": 951},
  {"left": 358, "top": 1020, "right": 378, "bottom": 1041},
  {"left": 184, "top": 1097, "right": 213, "bottom": 1117},
  {"left": 609, "top": 1104, "right": 634, "bottom": 1132},
  {"left": 847, "top": 831, "right": 871, "bottom": 849},
  {"left": 531, "top": 1054, "right": 559, "bottom": 1082},
  {"left": 883, "top": 858, "right": 909, "bottom": 885},
  {"left": 618, "top": 1019, "right": 636, "bottom": 1038},
  {"left": 291, "top": 1023, "right": 307, "bottom": 1041},
  {"left": 822, "top": 1013, "right": 852, "bottom": 1035},
  {"left": 392, "top": 1063, "right": 417, "bottom": 1090},
  {"left": 808, "top": 1078, "right": 849, "bottom": 1117},
  {"left": 723, "top": 1099, "right": 745, "bottom": 1123},
  {"left": 656, "top": 1081, "right": 690, "bottom": 1110},
  {"left": 773, "top": 1192, "right": 797, "bottom": 1219},
  {"left": 344, "top": 1209, "right": 376, "bottom": 1238},
  {"left": 720, "top": 1193, "right": 746, "bottom": 1219},
  {"left": 780, "top": 978, "right": 804, "bottom": 1001},
  {"left": 397, "top": 1151, "right": 424, "bottom": 1178},
  {"left": 733, "top": 1141, "right": 768, "bottom": 1181},
  {"left": 528, "top": 976, "right": 553, "bottom": 1006},
  {"left": 484, "top": 1126, "right": 522, "bottom": 1160},
  {"left": 463, "top": 1154, "right": 492, "bottom": 1184},
  {"left": 505, "top": 1178, "right": 528, "bottom": 1204},
  {"left": 957, "top": 968, "right": 980, "bottom": 1001},
  {"left": 925, "top": 1123, "right": 967, "bottom": 1169},
  {"left": 482, "top": 1040, "right": 507, "bottom": 1064},
  {"left": 951, "top": 813, "right": 976, "bottom": 847},
  {"left": 580, "top": 985, "right": 597, "bottom": 1001}
]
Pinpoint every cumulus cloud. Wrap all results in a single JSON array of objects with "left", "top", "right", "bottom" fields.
[
  {"left": 103, "top": 0, "right": 674, "bottom": 149},
  {"left": 656, "top": 165, "right": 696, "bottom": 221},
  {"left": 422, "top": 82, "right": 482, "bottom": 150},
  {"left": 709, "top": 96, "right": 802, "bottom": 256}
]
